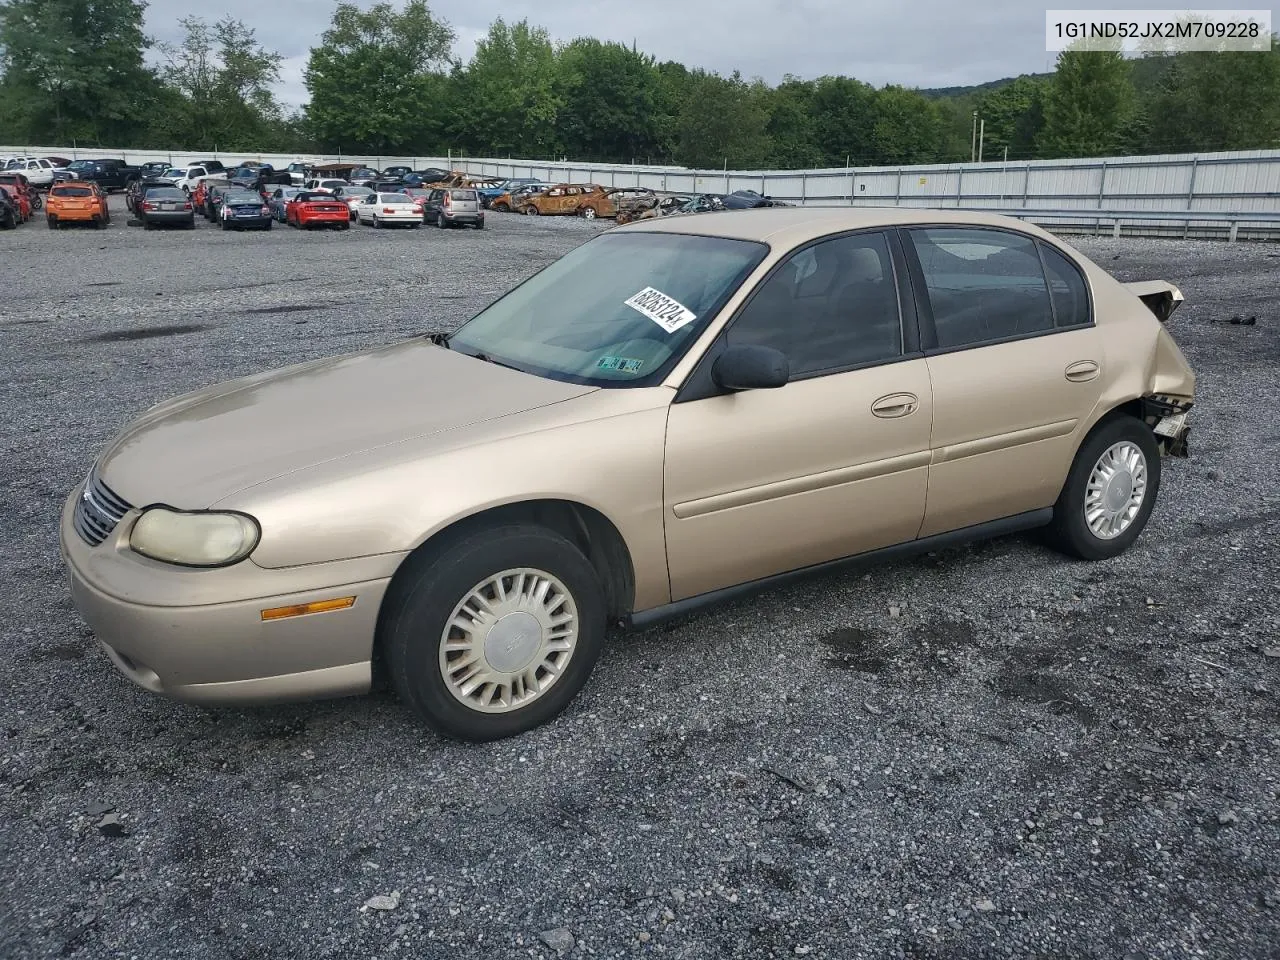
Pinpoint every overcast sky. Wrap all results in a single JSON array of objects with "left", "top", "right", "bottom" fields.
[{"left": 139, "top": 0, "right": 1249, "bottom": 108}]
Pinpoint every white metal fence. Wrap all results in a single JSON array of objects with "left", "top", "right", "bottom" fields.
[{"left": 6, "top": 144, "right": 1280, "bottom": 239}]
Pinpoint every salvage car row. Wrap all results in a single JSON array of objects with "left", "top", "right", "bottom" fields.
[{"left": 1, "top": 155, "right": 789, "bottom": 234}]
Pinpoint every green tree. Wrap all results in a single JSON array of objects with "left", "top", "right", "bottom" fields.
[
  {"left": 304, "top": 0, "right": 455, "bottom": 154},
  {"left": 450, "top": 18, "right": 560, "bottom": 157},
  {"left": 675, "top": 71, "right": 772, "bottom": 168},
  {"left": 974, "top": 76, "right": 1047, "bottom": 160},
  {"left": 809, "top": 75, "right": 878, "bottom": 165},
  {"left": 156, "top": 16, "right": 284, "bottom": 150},
  {"left": 871, "top": 85, "right": 943, "bottom": 164},
  {"left": 554, "top": 38, "right": 660, "bottom": 162},
  {"left": 0, "top": 0, "right": 157, "bottom": 144},
  {"left": 766, "top": 77, "right": 823, "bottom": 168},
  {"left": 1039, "top": 45, "right": 1137, "bottom": 157},
  {"left": 651, "top": 60, "right": 693, "bottom": 162},
  {"left": 1144, "top": 42, "right": 1280, "bottom": 152}
]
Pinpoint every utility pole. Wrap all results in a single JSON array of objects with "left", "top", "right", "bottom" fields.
[
  {"left": 970, "top": 111, "right": 978, "bottom": 163},
  {"left": 978, "top": 119, "right": 985, "bottom": 163}
]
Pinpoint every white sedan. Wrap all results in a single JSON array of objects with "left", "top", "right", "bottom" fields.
[{"left": 356, "top": 192, "right": 422, "bottom": 228}]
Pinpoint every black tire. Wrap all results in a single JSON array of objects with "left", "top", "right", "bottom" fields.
[
  {"left": 143, "top": 220, "right": 153, "bottom": 231},
  {"left": 436, "top": 213, "right": 446, "bottom": 229},
  {"left": 382, "top": 524, "right": 607, "bottom": 741},
  {"left": 46, "top": 216, "right": 56, "bottom": 230},
  {"left": 1043, "top": 414, "right": 1162, "bottom": 561},
  {"left": 474, "top": 220, "right": 484, "bottom": 230}
]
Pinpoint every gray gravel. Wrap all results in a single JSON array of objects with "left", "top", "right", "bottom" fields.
[{"left": 2, "top": 198, "right": 1278, "bottom": 959}]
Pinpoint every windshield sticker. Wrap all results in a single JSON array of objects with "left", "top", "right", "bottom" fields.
[
  {"left": 597, "top": 356, "right": 644, "bottom": 374},
  {"left": 624, "top": 287, "right": 697, "bottom": 334}
]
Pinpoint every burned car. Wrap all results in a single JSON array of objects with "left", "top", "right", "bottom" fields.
[
  {"left": 60, "top": 208, "right": 1193, "bottom": 743},
  {"left": 488, "top": 182, "right": 547, "bottom": 212},
  {"left": 517, "top": 183, "right": 607, "bottom": 217},
  {"left": 575, "top": 186, "right": 656, "bottom": 221}
]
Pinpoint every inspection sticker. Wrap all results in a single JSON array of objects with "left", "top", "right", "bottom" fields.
[
  {"left": 624, "top": 287, "right": 697, "bottom": 333},
  {"left": 597, "top": 356, "right": 645, "bottom": 373}
]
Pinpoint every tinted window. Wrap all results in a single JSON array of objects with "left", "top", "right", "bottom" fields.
[
  {"left": 1040, "top": 244, "right": 1091, "bottom": 328},
  {"left": 909, "top": 228, "right": 1053, "bottom": 349},
  {"left": 450, "top": 190, "right": 476, "bottom": 200},
  {"left": 53, "top": 186, "right": 93, "bottom": 197},
  {"left": 727, "top": 232, "right": 903, "bottom": 376}
]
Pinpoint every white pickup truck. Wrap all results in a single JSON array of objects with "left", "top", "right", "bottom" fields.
[{"left": 4, "top": 157, "right": 57, "bottom": 187}]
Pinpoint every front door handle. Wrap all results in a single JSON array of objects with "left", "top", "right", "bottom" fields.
[
  {"left": 1065, "top": 360, "right": 1100, "bottom": 382},
  {"left": 871, "top": 393, "right": 919, "bottom": 418}
]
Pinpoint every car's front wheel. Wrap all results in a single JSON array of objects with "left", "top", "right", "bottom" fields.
[
  {"left": 383, "top": 525, "right": 606, "bottom": 741},
  {"left": 1044, "top": 415, "right": 1162, "bottom": 561}
]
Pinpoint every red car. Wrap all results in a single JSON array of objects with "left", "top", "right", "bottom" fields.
[
  {"left": 0, "top": 184, "right": 32, "bottom": 222},
  {"left": 402, "top": 187, "right": 431, "bottom": 216},
  {"left": 285, "top": 191, "right": 351, "bottom": 230},
  {"left": 0, "top": 172, "right": 39, "bottom": 214}
]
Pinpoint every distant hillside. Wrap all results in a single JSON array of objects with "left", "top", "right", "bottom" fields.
[{"left": 919, "top": 73, "right": 1054, "bottom": 100}]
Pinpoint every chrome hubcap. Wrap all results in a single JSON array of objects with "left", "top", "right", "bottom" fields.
[
  {"left": 439, "top": 568, "right": 578, "bottom": 713},
  {"left": 1084, "top": 441, "right": 1147, "bottom": 539}
]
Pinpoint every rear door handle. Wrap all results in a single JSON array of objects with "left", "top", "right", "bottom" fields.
[
  {"left": 1065, "top": 361, "right": 1100, "bottom": 382},
  {"left": 871, "top": 393, "right": 919, "bottom": 418}
]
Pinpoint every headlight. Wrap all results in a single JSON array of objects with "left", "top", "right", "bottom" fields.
[{"left": 129, "top": 507, "right": 260, "bottom": 567}]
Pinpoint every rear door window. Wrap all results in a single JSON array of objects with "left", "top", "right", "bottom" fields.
[{"left": 907, "top": 228, "right": 1054, "bottom": 349}]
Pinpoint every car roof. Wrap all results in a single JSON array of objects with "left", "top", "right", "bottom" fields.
[{"left": 614, "top": 206, "right": 1060, "bottom": 246}]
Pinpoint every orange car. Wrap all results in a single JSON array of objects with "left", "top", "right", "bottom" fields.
[
  {"left": 47, "top": 181, "right": 110, "bottom": 229},
  {"left": 517, "top": 184, "right": 607, "bottom": 217}
]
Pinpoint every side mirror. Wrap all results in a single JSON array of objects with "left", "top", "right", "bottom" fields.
[{"left": 712, "top": 344, "right": 790, "bottom": 392}]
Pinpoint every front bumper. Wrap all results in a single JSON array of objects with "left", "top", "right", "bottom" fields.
[{"left": 59, "top": 488, "right": 401, "bottom": 705}]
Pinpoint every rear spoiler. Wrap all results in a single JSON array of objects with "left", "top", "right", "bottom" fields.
[{"left": 1123, "top": 281, "right": 1184, "bottom": 323}]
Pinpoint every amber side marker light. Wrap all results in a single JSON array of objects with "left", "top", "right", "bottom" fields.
[{"left": 261, "top": 597, "right": 356, "bottom": 621}]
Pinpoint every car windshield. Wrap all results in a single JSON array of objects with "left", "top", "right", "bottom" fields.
[
  {"left": 381, "top": 193, "right": 412, "bottom": 203},
  {"left": 53, "top": 186, "right": 93, "bottom": 197},
  {"left": 449, "top": 232, "right": 767, "bottom": 387},
  {"left": 226, "top": 192, "right": 261, "bottom": 202},
  {"left": 147, "top": 188, "right": 185, "bottom": 200}
]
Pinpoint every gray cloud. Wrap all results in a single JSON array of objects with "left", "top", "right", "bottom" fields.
[{"left": 139, "top": 0, "right": 1250, "bottom": 108}]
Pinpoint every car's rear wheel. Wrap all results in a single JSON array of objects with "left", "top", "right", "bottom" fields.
[
  {"left": 474, "top": 220, "right": 484, "bottom": 230},
  {"left": 46, "top": 216, "right": 56, "bottom": 230},
  {"left": 436, "top": 213, "right": 446, "bottom": 229},
  {"left": 523, "top": 205, "right": 538, "bottom": 216},
  {"left": 579, "top": 206, "right": 597, "bottom": 219},
  {"left": 383, "top": 525, "right": 606, "bottom": 741},
  {"left": 1043, "top": 415, "right": 1161, "bottom": 561}
]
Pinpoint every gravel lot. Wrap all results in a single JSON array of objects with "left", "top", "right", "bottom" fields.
[{"left": 2, "top": 195, "right": 1278, "bottom": 960}]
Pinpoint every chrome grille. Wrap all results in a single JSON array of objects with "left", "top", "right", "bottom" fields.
[{"left": 73, "top": 468, "right": 132, "bottom": 546}]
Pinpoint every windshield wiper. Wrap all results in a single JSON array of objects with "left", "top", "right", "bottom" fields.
[
  {"left": 424, "top": 331, "right": 451, "bottom": 349},
  {"left": 471, "top": 351, "right": 523, "bottom": 372}
]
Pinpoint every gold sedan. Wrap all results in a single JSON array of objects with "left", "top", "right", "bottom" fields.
[{"left": 61, "top": 208, "right": 1195, "bottom": 741}]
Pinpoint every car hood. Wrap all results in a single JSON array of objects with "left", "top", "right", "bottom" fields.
[{"left": 97, "top": 341, "right": 596, "bottom": 508}]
